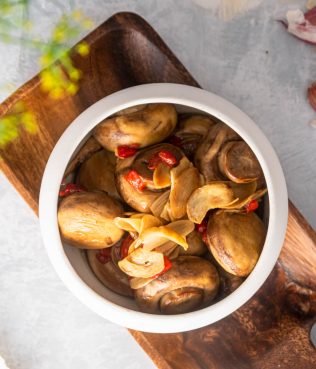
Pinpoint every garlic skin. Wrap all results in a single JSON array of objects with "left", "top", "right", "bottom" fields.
[
  {"left": 309, "top": 119, "right": 316, "bottom": 128},
  {"left": 308, "top": 82, "right": 316, "bottom": 111},
  {"left": 282, "top": 8, "right": 316, "bottom": 44}
]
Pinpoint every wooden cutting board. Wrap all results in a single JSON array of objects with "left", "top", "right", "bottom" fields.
[{"left": 0, "top": 12, "right": 315, "bottom": 369}]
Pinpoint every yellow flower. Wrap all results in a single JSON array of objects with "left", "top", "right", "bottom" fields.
[
  {"left": 66, "top": 83, "right": 79, "bottom": 95},
  {"left": 40, "top": 70, "right": 55, "bottom": 91},
  {"left": 50, "top": 87, "right": 64, "bottom": 100},
  {"left": 22, "top": 112, "right": 38, "bottom": 133},
  {"left": 76, "top": 42, "right": 90, "bottom": 57},
  {"left": 0, "top": 104, "right": 38, "bottom": 147},
  {"left": 39, "top": 54, "right": 53, "bottom": 68},
  {"left": 53, "top": 28, "right": 66, "bottom": 42},
  {"left": 69, "top": 68, "right": 82, "bottom": 81}
]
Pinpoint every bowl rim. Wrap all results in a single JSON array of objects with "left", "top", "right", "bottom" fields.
[{"left": 39, "top": 83, "right": 288, "bottom": 333}]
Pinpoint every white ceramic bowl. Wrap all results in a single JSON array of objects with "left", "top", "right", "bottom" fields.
[{"left": 39, "top": 83, "right": 288, "bottom": 333}]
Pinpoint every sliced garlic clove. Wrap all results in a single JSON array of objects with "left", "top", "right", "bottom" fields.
[
  {"left": 187, "top": 182, "right": 236, "bottom": 223},
  {"left": 150, "top": 190, "right": 170, "bottom": 218},
  {"left": 114, "top": 214, "right": 163, "bottom": 234},
  {"left": 118, "top": 247, "right": 164, "bottom": 278},
  {"left": 229, "top": 181, "right": 257, "bottom": 200},
  {"left": 129, "top": 220, "right": 194, "bottom": 252},
  {"left": 169, "top": 165, "right": 201, "bottom": 220},
  {"left": 221, "top": 188, "right": 267, "bottom": 210},
  {"left": 153, "top": 163, "right": 171, "bottom": 189}
]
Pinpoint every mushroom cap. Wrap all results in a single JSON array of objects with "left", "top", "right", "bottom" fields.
[
  {"left": 58, "top": 191, "right": 124, "bottom": 249},
  {"left": 115, "top": 143, "right": 183, "bottom": 213},
  {"left": 93, "top": 103, "right": 177, "bottom": 152},
  {"left": 206, "top": 211, "right": 266, "bottom": 277},
  {"left": 87, "top": 247, "right": 133, "bottom": 297},
  {"left": 135, "top": 256, "right": 219, "bottom": 314},
  {"left": 179, "top": 231, "right": 207, "bottom": 256},
  {"left": 194, "top": 123, "right": 240, "bottom": 182},
  {"left": 218, "top": 141, "right": 262, "bottom": 183},
  {"left": 76, "top": 149, "right": 120, "bottom": 199},
  {"left": 174, "top": 114, "right": 216, "bottom": 159}
]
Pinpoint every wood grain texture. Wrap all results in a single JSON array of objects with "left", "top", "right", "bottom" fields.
[{"left": 0, "top": 12, "right": 315, "bottom": 369}]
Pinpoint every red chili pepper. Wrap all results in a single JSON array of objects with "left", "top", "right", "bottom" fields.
[
  {"left": 195, "top": 218, "right": 208, "bottom": 234},
  {"left": 202, "top": 230, "right": 208, "bottom": 244},
  {"left": 117, "top": 144, "right": 139, "bottom": 158},
  {"left": 147, "top": 153, "right": 162, "bottom": 170},
  {"left": 168, "top": 135, "right": 182, "bottom": 147},
  {"left": 148, "top": 150, "right": 178, "bottom": 170},
  {"left": 59, "top": 183, "right": 85, "bottom": 197},
  {"left": 124, "top": 170, "right": 147, "bottom": 191},
  {"left": 151, "top": 256, "right": 172, "bottom": 279},
  {"left": 245, "top": 199, "right": 259, "bottom": 213},
  {"left": 96, "top": 248, "right": 112, "bottom": 264},
  {"left": 158, "top": 150, "right": 177, "bottom": 167},
  {"left": 120, "top": 235, "right": 134, "bottom": 259}
]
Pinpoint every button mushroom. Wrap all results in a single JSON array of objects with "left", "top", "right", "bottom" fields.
[
  {"left": 206, "top": 211, "right": 266, "bottom": 277},
  {"left": 115, "top": 143, "right": 183, "bottom": 212},
  {"left": 194, "top": 123, "right": 240, "bottom": 182},
  {"left": 87, "top": 245, "right": 133, "bottom": 297},
  {"left": 64, "top": 136, "right": 102, "bottom": 177},
  {"left": 58, "top": 191, "right": 124, "bottom": 249},
  {"left": 218, "top": 141, "right": 263, "bottom": 183},
  {"left": 76, "top": 149, "right": 120, "bottom": 199},
  {"left": 218, "top": 268, "right": 245, "bottom": 298},
  {"left": 179, "top": 231, "right": 207, "bottom": 256},
  {"left": 171, "top": 114, "right": 216, "bottom": 159},
  {"left": 93, "top": 104, "right": 177, "bottom": 152},
  {"left": 134, "top": 256, "right": 219, "bottom": 314}
]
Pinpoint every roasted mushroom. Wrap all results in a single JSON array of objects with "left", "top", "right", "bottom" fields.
[
  {"left": 76, "top": 149, "right": 119, "bottom": 199},
  {"left": 218, "top": 269, "right": 244, "bottom": 298},
  {"left": 115, "top": 143, "right": 184, "bottom": 212},
  {"left": 134, "top": 256, "right": 219, "bottom": 314},
  {"left": 58, "top": 191, "right": 124, "bottom": 249},
  {"left": 194, "top": 123, "right": 240, "bottom": 182},
  {"left": 206, "top": 211, "right": 266, "bottom": 277},
  {"left": 87, "top": 245, "right": 133, "bottom": 297},
  {"left": 218, "top": 141, "right": 263, "bottom": 183},
  {"left": 179, "top": 231, "right": 207, "bottom": 256},
  {"left": 64, "top": 137, "right": 102, "bottom": 177},
  {"left": 93, "top": 104, "right": 177, "bottom": 152},
  {"left": 171, "top": 115, "right": 216, "bottom": 159}
]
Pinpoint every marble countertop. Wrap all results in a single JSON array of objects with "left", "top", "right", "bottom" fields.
[{"left": 1, "top": 0, "right": 315, "bottom": 368}]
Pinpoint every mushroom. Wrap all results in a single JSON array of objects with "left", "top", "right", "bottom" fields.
[
  {"left": 179, "top": 231, "right": 207, "bottom": 256},
  {"left": 194, "top": 123, "right": 240, "bottom": 182},
  {"left": 115, "top": 143, "right": 184, "bottom": 212},
  {"left": 172, "top": 115, "right": 216, "bottom": 159},
  {"left": 64, "top": 136, "right": 102, "bottom": 177},
  {"left": 87, "top": 245, "right": 133, "bottom": 297},
  {"left": 218, "top": 269, "right": 245, "bottom": 298},
  {"left": 93, "top": 104, "right": 177, "bottom": 152},
  {"left": 218, "top": 141, "right": 263, "bottom": 183},
  {"left": 76, "top": 149, "right": 120, "bottom": 199},
  {"left": 57, "top": 191, "right": 124, "bottom": 249},
  {"left": 134, "top": 256, "right": 219, "bottom": 314},
  {"left": 206, "top": 211, "right": 266, "bottom": 277}
]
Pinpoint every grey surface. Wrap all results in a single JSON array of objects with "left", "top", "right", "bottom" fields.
[{"left": 1, "top": 0, "right": 316, "bottom": 368}]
